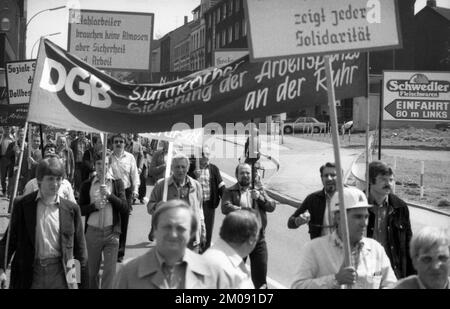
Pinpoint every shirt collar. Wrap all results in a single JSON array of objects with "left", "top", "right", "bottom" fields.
[
  {"left": 369, "top": 194, "right": 389, "bottom": 207},
  {"left": 214, "top": 238, "right": 245, "bottom": 269},
  {"left": 155, "top": 248, "right": 186, "bottom": 269},
  {"left": 36, "top": 190, "right": 61, "bottom": 205},
  {"left": 331, "top": 231, "right": 366, "bottom": 252},
  {"left": 168, "top": 175, "right": 191, "bottom": 187},
  {"left": 92, "top": 174, "right": 114, "bottom": 184}
]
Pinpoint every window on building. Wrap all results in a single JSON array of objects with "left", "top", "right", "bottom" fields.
[
  {"left": 235, "top": 0, "right": 240, "bottom": 12},
  {"left": 207, "top": 38, "right": 211, "bottom": 53},
  {"left": 235, "top": 22, "right": 240, "bottom": 40},
  {"left": 222, "top": 30, "right": 226, "bottom": 46},
  {"left": 217, "top": 8, "right": 221, "bottom": 22},
  {"left": 242, "top": 19, "right": 247, "bottom": 36},
  {"left": 207, "top": 14, "right": 211, "bottom": 28},
  {"left": 200, "top": 29, "right": 204, "bottom": 47},
  {"left": 223, "top": 3, "right": 227, "bottom": 20},
  {"left": 228, "top": 26, "right": 233, "bottom": 43},
  {"left": 216, "top": 32, "right": 220, "bottom": 49},
  {"left": 229, "top": 0, "right": 233, "bottom": 16}
]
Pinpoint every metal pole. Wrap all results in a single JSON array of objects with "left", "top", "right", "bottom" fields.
[
  {"left": 324, "top": 56, "right": 353, "bottom": 280},
  {"left": 39, "top": 124, "right": 44, "bottom": 158},
  {"left": 378, "top": 79, "right": 383, "bottom": 160}
]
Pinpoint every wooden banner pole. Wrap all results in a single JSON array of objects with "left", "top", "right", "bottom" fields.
[
  {"left": 324, "top": 56, "right": 353, "bottom": 284},
  {"left": 162, "top": 142, "right": 174, "bottom": 202}
]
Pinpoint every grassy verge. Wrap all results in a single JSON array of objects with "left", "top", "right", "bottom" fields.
[{"left": 298, "top": 127, "right": 450, "bottom": 149}]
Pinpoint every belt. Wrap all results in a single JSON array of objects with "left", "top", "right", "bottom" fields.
[{"left": 34, "top": 257, "right": 62, "bottom": 266}]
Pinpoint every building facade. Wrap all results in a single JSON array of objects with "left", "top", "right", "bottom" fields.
[{"left": 204, "top": 0, "right": 247, "bottom": 68}]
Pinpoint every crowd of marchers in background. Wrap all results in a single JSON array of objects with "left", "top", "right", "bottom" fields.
[{"left": 0, "top": 124, "right": 448, "bottom": 290}]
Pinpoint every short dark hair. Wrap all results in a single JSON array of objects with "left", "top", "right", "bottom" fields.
[
  {"left": 219, "top": 209, "right": 260, "bottom": 244},
  {"left": 369, "top": 161, "right": 393, "bottom": 185},
  {"left": 320, "top": 162, "right": 336, "bottom": 176},
  {"left": 151, "top": 200, "right": 198, "bottom": 237},
  {"left": 36, "top": 157, "right": 65, "bottom": 181},
  {"left": 235, "top": 163, "right": 251, "bottom": 179},
  {"left": 111, "top": 133, "right": 126, "bottom": 142},
  {"left": 43, "top": 143, "right": 56, "bottom": 152}
]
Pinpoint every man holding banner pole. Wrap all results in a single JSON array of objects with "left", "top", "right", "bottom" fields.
[
  {"left": 291, "top": 187, "right": 397, "bottom": 289},
  {"left": 109, "top": 133, "right": 139, "bottom": 263}
]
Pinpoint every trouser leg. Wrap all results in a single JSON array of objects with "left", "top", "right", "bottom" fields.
[
  {"left": 249, "top": 232, "right": 268, "bottom": 289},
  {"left": 85, "top": 226, "right": 103, "bottom": 289},
  {"left": 118, "top": 188, "right": 132, "bottom": 260},
  {"left": 202, "top": 201, "right": 215, "bottom": 250},
  {"left": 101, "top": 229, "right": 119, "bottom": 289}
]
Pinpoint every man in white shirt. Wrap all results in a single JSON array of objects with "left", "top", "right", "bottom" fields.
[
  {"left": 0, "top": 157, "right": 88, "bottom": 289},
  {"left": 109, "top": 133, "right": 139, "bottom": 263},
  {"left": 291, "top": 186, "right": 397, "bottom": 289},
  {"left": 203, "top": 208, "right": 260, "bottom": 289}
]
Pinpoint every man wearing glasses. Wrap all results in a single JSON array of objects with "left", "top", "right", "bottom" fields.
[
  {"left": 394, "top": 226, "right": 449, "bottom": 289},
  {"left": 287, "top": 162, "right": 338, "bottom": 239},
  {"left": 109, "top": 134, "right": 140, "bottom": 263}
]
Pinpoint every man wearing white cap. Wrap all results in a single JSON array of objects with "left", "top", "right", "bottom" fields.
[{"left": 291, "top": 186, "right": 397, "bottom": 289}]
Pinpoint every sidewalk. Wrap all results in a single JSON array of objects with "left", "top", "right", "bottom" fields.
[{"left": 217, "top": 134, "right": 362, "bottom": 205}]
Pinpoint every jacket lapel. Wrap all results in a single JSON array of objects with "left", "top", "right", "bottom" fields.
[
  {"left": 138, "top": 249, "right": 166, "bottom": 289},
  {"left": 184, "top": 250, "right": 207, "bottom": 289},
  {"left": 23, "top": 193, "right": 38, "bottom": 250}
]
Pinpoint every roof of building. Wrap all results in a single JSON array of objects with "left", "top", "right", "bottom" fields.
[
  {"left": 417, "top": 5, "right": 450, "bottom": 22},
  {"left": 433, "top": 6, "right": 450, "bottom": 21}
]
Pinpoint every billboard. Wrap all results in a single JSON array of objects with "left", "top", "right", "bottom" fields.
[
  {"left": 383, "top": 71, "right": 450, "bottom": 121},
  {"left": 245, "top": 0, "right": 402, "bottom": 61},
  {"left": 6, "top": 60, "right": 36, "bottom": 104},
  {"left": 68, "top": 9, "right": 153, "bottom": 71}
]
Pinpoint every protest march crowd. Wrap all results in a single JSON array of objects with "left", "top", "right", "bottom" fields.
[{"left": 0, "top": 125, "right": 448, "bottom": 290}]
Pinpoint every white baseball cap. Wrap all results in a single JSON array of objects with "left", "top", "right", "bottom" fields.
[{"left": 330, "top": 187, "right": 372, "bottom": 212}]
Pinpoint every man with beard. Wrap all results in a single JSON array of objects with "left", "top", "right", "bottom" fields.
[
  {"left": 287, "top": 162, "right": 339, "bottom": 239},
  {"left": 291, "top": 186, "right": 397, "bottom": 289},
  {"left": 222, "top": 163, "right": 276, "bottom": 289},
  {"left": 367, "top": 160, "right": 414, "bottom": 279}
]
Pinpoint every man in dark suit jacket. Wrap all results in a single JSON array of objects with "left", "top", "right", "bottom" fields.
[
  {"left": 287, "top": 162, "right": 338, "bottom": 239},
  {"left": 0, "top": 157, "right": 88, "bottom": 289}
]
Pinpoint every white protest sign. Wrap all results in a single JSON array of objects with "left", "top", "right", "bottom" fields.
[
  {"left": 68, "top": 9, "right": 153, "bottom": 71},
  {"left": 6, "top": 60, "right": 36, "bottom": 104},
  {"left": 245, "top": 0, "right": 401, "bottom": 61},
  {"left": 140, "top": 128, "right": 204, "bottom": 147}
]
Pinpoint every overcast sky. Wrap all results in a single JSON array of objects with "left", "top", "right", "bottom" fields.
[{"left": 26, "top": 0, "right": 450, "bottom": 59}]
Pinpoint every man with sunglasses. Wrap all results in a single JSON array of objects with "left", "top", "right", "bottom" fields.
[
  {"left": 109, "top": 134, "right": 140, "bottom": 263},
  {"left": 287, "top": 162, "right": 339, "bottom": 239}
]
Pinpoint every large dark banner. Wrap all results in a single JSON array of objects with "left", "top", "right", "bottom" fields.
[
  {"left": 0, "top": 104, "right": 28, "bottom": 126},
  {"left": 28, "top": 39, "right": 367, "bottom": 133}
]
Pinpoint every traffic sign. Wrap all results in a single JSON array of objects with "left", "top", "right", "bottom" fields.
[
  {"left": 383, "top": 71, "right": 450, "bottom": 122},
  {"left": 384, "top": 99, "right": 449, "bottom": 120}
]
